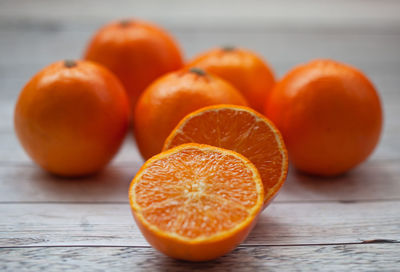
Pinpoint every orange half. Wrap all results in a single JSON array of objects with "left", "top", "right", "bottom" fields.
[
  {"left": 129, "top": 143, "right": 263, "bottom": 261},
  {"left": 164, "top": 105, "right": 288, "bottom": 206}
]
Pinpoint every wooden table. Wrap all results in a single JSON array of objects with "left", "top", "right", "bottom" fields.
[{"left": 1, "top": 1, "right": 399, "bottom": 270}]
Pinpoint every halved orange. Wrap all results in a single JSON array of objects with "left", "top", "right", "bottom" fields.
[
  {"left": 164, "top": 105, "right": 288, "bottom": 206},
  {"left": 129, "top": 143, "right": 264, "bottom": 261}
]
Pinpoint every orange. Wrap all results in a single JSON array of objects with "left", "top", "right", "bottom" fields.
[
  {"left": 129, "top": 143, "right": 263, "bottom": 261},
  {"left": 265, "top": 59, "right": 383, "bottom": 176},
  {"left": 164, "top": 105, "right": 288, "bottom": 206},
  {"left": 134, "top": 68, "right": 248, "bottom": 159},
  {"left": 187, "top": 47, "right": 275, "bottom": 112},
  {"left": 84, "top": 19, "right": 184, "bottom": 108},
  {"left": 14, "top": 60, "right": 130, "bottom": 177}
]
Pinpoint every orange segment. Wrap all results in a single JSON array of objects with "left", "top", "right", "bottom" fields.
[
  {"left": 129, "top": 144, "right": 263, "bottom": 261},
  {"left": 164, "top": 105, "right": 288, "bottom": 206}
]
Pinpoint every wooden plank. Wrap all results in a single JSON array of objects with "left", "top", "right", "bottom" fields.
[
  {"left": 0, "top": 102, "right": 14, "bottom": 132},
  {"left": 2, "top": 125, "right": 400, "bottom": 165},
  {"left": 1, "top": 29, "right": 399, "bottom": 104},
  {"left": 1, "top": 29, "right": 400, "bottom": 71},
  {"left": 0, "top": 164, "right": 137, "bottom": 203},
  {"left": 1, "top": 244, "right": 399, "bottom": 271},
  {"left": 0, "top": 201, "right": 399, "bottom": 247},
  {"left": 1, "top": 0, "right": 400, "bottom": 32},
  {"left": 0, "top": 131, "right": 144, "bottom": 165},
  {"left": 0, "top": 159, "right": 399, "bottom": 203},
  {"left": 277, "top": 159, "right": 400, "bottom": 202},
  {"left": 0, "top": 132, "right": 399, "bottom": 203}
]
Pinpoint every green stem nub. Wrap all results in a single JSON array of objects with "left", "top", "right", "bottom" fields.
[
  {"left": 222, "top": 46, "right": 236, "bottom": 52},
  {"left": 64, "top": 60, "right": 77, "bottom": 68},
  {"left": 189, "top": 67, "right": 207, "bottom": 76},
  {"left": 120, "top": 20, "right": 132, "bottom": 27}
]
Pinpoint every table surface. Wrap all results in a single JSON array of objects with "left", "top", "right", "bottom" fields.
[{"left": 1, "top": 0, "right": 400, "bottom": 271}]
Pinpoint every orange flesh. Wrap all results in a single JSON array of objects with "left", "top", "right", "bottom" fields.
[
  {"left": 164, "top": 106, "right": 287, "bottom": 203},
  {"left": 131, "top": 145, "right": 263, "bottom": 240}
]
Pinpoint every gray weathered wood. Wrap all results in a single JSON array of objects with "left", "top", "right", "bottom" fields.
[
  {"left": 0, "top": 201, "right": 398, "bottom": 247},
  {"left": 1, "top": 0, "right": 400, "bottom": 31},
  {"left": 0, "top": 130, "right": 144, "bottom": 165},
  {"left": 0, "top": 159, "right": 399, "bottom": 203},
  {"left": 1, "top": 244, "right": 399, "bottom": 271},
  {"left": 1, "top": 0, "right": 400, "bottom": 270},
  {"left": 1, "top": 30, "right": 399, "bottom": 82}
]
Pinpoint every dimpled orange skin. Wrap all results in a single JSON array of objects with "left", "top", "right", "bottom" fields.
[
  {"left": 84, "top": 19, "right": 184, "bottom": 108},
  {"left": 187, "top": 47, "right": 275, "bottom": 112},
  {"left": 134, "top": 69, "right": 248, "bottom": 160},
  {"left": 134, "top": 215, "right": 257, "bottom": 261},
  {"left": 265, "top": 59, "right": 383, "bottom": 176},
  {"left": 14, "top": 60, "right": 130, "bottom": 177}
]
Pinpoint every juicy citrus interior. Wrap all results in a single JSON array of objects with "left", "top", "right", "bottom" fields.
[
  {"left": 129, "top": 144, "right": 263, "bottom": 241},
  {"left": 164, "top": 105, "right": 288, "bottom": 203}
]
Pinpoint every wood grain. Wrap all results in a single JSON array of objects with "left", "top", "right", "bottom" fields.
[
  {"left": 1, "top": 201, "right": 399, "bottom": 247},
  {"left": 0, "top": 159, "right": 399, "bottom": 203},
  {"left": 1, "top": 244, "right": 399, "bottom": 271},
  {"left": 1, "top": 0, "right": 400, "bottom": 31},
  {"left": 0, "top": 131, "right": 144, "bottom": 165},
  {"left": 1, "top": 30, "right": 399, "bottom": 79},
  {"left": 1, "top": 0, "right": 400, "bottom": 270}
]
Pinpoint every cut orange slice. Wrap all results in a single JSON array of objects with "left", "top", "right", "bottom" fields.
[
  {"left": 164, "top": 105, "right": 288, "bottom": 206},
  {"left": 129, "top": 143, "right": 263, "bottom": 261}
]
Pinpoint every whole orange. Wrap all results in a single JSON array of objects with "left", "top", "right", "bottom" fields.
[
  {"left": 14, "top": 60, "right": 130, "bottom": 177},
  {"left": 84, "top": 19, "right": 184, "bottom": 109},
  {"left": 187, "top": 47, "right": 275, "bottom": 112},
  {"left": 134, "top": 68, "right": 248, "bottom": 159},
  {"left": 265, "top": 59, "right": 383, "bottom": 176}
]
